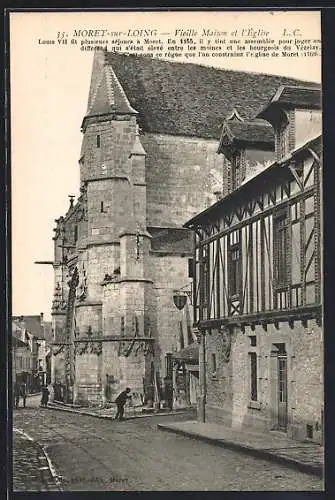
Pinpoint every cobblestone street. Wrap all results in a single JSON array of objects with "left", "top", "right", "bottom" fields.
[
  {"left": 13, "top": 428, "right": 60, "bottom": 492},
  {"left": 12, "top": 397, "right": 323, "bottom": 492}
]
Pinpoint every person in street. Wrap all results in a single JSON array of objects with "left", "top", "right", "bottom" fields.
[
  {"left": 14, "top": 381, "right": 20, "bottom": 409},
  {"left": 40, "top": 385, "right": 50, "bottom": 408},
  {"left": 114, "top": 387, "right": 131, "bottom": 420},
  {"left": 20, "top": 382, "right": 27, "bottom": 408}
]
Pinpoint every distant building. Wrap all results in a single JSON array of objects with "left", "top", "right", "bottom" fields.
[
  {"left": 12, "top": 334, "right": 34, "bottom": 389},
  {"left": 12, "top": 314, "right": 52, "bottom": 389},
  {"left": 51, "top": 50, "right": 320, "bottom": 406},
  {"left": 185, "top": 86, "right": 323, "bottom": 443}
]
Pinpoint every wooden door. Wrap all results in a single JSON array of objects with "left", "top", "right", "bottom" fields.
[{"left": 277, "top": 353, "right": 288, "bottom": 431}]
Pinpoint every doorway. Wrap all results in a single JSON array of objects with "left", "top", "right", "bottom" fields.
[{"left": 270, "top": 343, "right": 288, "bottom": 432}]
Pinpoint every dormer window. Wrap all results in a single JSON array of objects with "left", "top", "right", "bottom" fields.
[{"left": 257, "top": 86, "right": 321, "bottom": 159}]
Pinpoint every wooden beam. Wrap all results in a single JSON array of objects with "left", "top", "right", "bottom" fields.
[{"left": 198, "top": 304, "right": 322, "bottom": 329}]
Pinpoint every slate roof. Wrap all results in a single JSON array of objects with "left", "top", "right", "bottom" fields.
[
  {"left": 149, "top": 227, "right": 193, "bottom": 254},
  {"left": 86, "top": 64, "right": 137, "bottom": 118},
  {"left": 102, "top": 53, "right": 320, "bottom": 139},
  {"left": 172, "top": 343, "right": 199, "bottom": 364},
  {"left": 219, "top": 120, "right": 274, "bottom": 150},
  {"left": 12, "top": 336, "right": 28, "bottom": 349},
  {"left": 270, "top": 86, "right": 321, "bottom": 109},
  {"left": 12, "top": 315, "right": 45, "bottom": 339}
]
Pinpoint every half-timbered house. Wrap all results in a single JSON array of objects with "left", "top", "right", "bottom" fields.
[{"left": 185, "top": 86, "right": 323, "bottom": 443}]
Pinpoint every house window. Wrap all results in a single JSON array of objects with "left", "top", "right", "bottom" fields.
[
  {"left": 201, "top": 246, "right": 209, "bottom": 306},
  {"left": 249, "top": 335, "right": 257, "bottom": 347},
  {"left": 228, "top": 242, "right": 242, "bottom": 298},
  {"left": 249, "top": 352, "right": 258, "bottom": 401},
  {"left": 97, "top": 135, "right": 101, "bottom": 148},
  {"left": 188, "top": 258, "right": 194, "bottom": 278},
  {"left": 211, "top": 353, "right": 217, "bottom": 378},
  {"left": 274, "top": 212, "right": 289, "bottom": 287}
]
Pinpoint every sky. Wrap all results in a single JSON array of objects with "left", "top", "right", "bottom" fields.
[{"left": 10, "top": 10, "right": 321, "bottom": 320}]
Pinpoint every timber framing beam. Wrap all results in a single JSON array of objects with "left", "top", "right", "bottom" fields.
[{"left": 198, "top": 304, "right": 322, "bottom": 329}]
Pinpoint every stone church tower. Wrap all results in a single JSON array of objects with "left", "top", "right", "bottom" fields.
[{"left": 52, "top": 51, "right": 156, "bottom": 404}]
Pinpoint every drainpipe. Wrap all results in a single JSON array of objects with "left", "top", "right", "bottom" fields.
[{"left": 199, "top": 329, "right": 206, "bottom": 423}]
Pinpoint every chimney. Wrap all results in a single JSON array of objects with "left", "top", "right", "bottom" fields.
[{"left": 40, "top": 312, "right": 44, "bottom": 325}]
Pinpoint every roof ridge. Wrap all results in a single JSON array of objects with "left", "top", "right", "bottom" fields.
[
  {"left": 106, "top": 52, "right": 321, "bottom": 85},
  {"left": 104, "top": 66, "right": 115, "bottom": 107},
  {"left": 107, "top": 64, "right": 138, "bottom": 114},
  {"left": 87, "top": 70, "right": 105, "bottom": 115}
]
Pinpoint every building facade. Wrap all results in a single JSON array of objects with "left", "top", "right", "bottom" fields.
[
  {"left": 12, "top": 314, "right": 52, "bottom": 391},
  {"left": 185, "top": 86, "right": 323, "bottom": 443},
  {"left": 51, "top": 50, "right": 320, "bottom": 407}
]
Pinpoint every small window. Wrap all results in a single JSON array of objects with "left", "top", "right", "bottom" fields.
[
  {"left": 100, "top": 201, "right": 104, "bottom": 213},
  {"left": 211, "top": 353, "right": 217, "bottom": 377},
  {"left": 188, "top": 258, "right": 194, "bottom": 278},
  {"left": 249, "top": 335, "right": 256, "bottom": 347},
  {"left": 74, "top": 225, "right": 78, "bottom": 242},
  {"left": 228, "top": 242, "right": 242, "bottom": 298},
  {"left": 249, "top": 352, "right": 258, "bottom": 401},
  {"left": 97, "top": 135, "right": 101, "bottom": 148},
  {"left": 306, "top": 424, "right": 314, "bottom": 439}
]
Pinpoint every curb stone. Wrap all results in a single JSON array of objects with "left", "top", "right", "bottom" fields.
[
  {"left": 13, "top": 428, "right": 63, "bottom": 491},
  {"left": 46, "top": 402, "right": 194, "bottom": 420},
  {"left": 157, "top": 424, "right": 323, "bottom": 478}
]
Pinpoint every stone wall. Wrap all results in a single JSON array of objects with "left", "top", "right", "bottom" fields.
[
  {"left": 80, "top": 117, "right": 136, "bottom": 183},
  {"left": 141, "top": 133, "right": 225, "bottom": 227},
  {"left": 205, "top": 319, "right": 323, "bottom": 443},
  {"left": 150, "top": 253, "right": 193, "bottom": 369}
]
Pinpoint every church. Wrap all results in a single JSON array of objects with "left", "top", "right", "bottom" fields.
[{"left": 50, "top": 50, "right": 319, "bottom": 407}]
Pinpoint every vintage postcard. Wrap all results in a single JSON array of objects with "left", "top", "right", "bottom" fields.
[{"left": 9, "top": 9, "right": 323, "bottom": 492}]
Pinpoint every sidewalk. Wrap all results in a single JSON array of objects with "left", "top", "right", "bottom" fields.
[
  {"left": 13, "top": 428, "right": 62, "bottom": 492},
  {"left": 47, "top": 400, "right": 196, "bottom": 420},
  {"left": 158, "top": 420, "right": 324, "bottom": 477}
]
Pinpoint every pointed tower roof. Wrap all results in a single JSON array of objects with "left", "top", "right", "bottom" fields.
[
  {"left": 86, "top": 50, "right": 106, "bottom": 114},
  {"left": 86, "top": 64, "right": 138, "bottom": 117},
  {"left": 82, "top": 51, "right": 137, "bottom": 129},
  {"left": 130, "top": 124, "right": 146, "bottom": 156}
]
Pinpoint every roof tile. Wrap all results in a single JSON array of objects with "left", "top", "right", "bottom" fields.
[{"left": 106, "top": 53, "right": 320, "bottom": 139}]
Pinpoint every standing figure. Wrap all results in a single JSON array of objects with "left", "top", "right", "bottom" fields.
[
  {"left": 114, "top": 387, "right": 131, "bottom": 420},
  {"left": 20, "top": 382, "right": 27, "bottom": 408},
  {"left": 40, "top": 385, "right": 49, "bottom": 408},
  {"left": 14, "top": 381, "right": 20, "bottom": 409}
]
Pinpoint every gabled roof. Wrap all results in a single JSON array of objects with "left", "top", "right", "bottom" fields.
[
  {"left": 12, "top": 315, "right": 44, "bottom": 339},
  {"left": 257, "top": 86, "right": 321, "bottom": 121},
  {"left": 94, "top": 52, "right": 320, "bottom": 140},
  {"left": 12, "top": 336, "right": 28, "bottom": 349}
]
